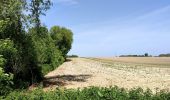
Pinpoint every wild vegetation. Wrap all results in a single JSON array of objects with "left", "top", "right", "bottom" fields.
[
  {"left": 2, "top": 87, "right": 170, "bottom": 100},
  {"left": 0, "top": 0, "right": 73, "bottom": 96}
]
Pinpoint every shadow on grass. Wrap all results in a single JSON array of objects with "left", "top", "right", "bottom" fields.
[{"left": 43, "top": 74, "right": 92, "bottom": 87}]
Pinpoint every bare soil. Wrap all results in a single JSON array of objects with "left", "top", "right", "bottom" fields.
[{"left": 43, "top": 58, "right": 170, "bottom": 92}]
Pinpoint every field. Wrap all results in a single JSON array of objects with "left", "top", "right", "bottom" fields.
[
  {"left": 98, "top": 57, "right": 170, "bottom": 67},
  {"left": 43, "top": 57, "right": 170, "bottom": 92}
]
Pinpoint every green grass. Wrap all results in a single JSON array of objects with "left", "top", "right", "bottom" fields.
[{"left": 1, "top": 86, "right": 170, "bottom": 100}]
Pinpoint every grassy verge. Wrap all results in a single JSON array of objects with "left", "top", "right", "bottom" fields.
[{"left": 1, "top": 86, "right": 170, "bottom": 100}]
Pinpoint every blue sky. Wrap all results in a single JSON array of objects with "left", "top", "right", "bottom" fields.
[{"left": 41, "top": 0, "right": 170, "bottom": 57}]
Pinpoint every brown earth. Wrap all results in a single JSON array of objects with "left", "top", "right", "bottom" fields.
[
  {"left": 43, "top": 58, "right": 170, "bottom": 92},
  {"left": 99, "top": 57, "right": 170, "bottom": 66}
]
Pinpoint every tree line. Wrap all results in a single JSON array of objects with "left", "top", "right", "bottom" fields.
[
  {"left": 119, "top": 53, "right": 150, "bottom": 57},
  {"left": 119, "top": 53, "right": 170, "bottom": 57},
  {"left": 0, "top": 0, "right": 73, "bottom": 95},
  {"left": 159, "top": 53, "right": 170, "bottom": 57}
]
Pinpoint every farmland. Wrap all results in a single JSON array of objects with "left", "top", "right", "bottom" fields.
[
  {"left": 44, "top": 57, "right": 170, "bottom": 92},
  {"left": 96, "top": 57, "right": 170, "bottom": 67}
]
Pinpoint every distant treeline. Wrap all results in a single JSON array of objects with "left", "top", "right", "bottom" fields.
[
  {"left": 119, "top": 53, "right": 170, "bottom": 57},
  {"left": 159, "top": 53, "right": 170, "bottom": 57},
  {"left": 67, "top": 55, "right": 79, "bottom": 58},
  {"left": 119, "top": 53, "right": 151, "bottom": 57}
]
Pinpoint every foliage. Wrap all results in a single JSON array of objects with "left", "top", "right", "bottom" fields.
[
  {"left": 120, "top": 53, "right": 151, "bottom": 57},
  {"left": 0, "top": 0, "right": 70, "bottom": 94},
  {"left": 0, "top": 55, "right": 13, "bottom": 96},
  {"left": 50, "top": 26, "right": 73, "bottom": 59},
  {"left": 2, "top": 86, "right": 170, "bottom": 100},
  {"left": 0, "top": 19, "right": 10, "bottom": 35},
  {"left": 0, "top": 39, "right": 35, "bottom": 87},
  {"left": 67, "top": 55, "right": 79, "bottom": 58},
  {"left": 28, "top": 26, "right": 64, "bottom": 75},
  {"left": 0, "top": 0, "right": 63, "bottom": 86},
  {"left": 0, "top": 39, "right": 19, "bottom": 74},
  {"left": 0, "top": 0, "right": 26, "bottom": 43},
  {"left": 159, "top": 53, "right": 170, "bottom": 57},
  {"left": 27, "top": 0, "right": 51, "bottom": 30},
  {"left": 144, "top": 53, "right": 148, "bottom": 57}
]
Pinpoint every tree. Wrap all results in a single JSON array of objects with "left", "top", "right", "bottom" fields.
[
  {"left": 0, "top": 0, "right": 52, "bottom": 85},
  {"left": 144, "top": 53, "right": 148, "bottom": 57},
  {"left": 28, "top": 0, "right": 51, "bottom": 34},
  {"left": 159, "top": 53, "right": 170, "bottom": 57},
  {"left": 28, "top": 26, "right": 64, "bottom": 75},
  {"left": 50, "top": 26, "right": 73, "bottom": 59},
  {"left": 0, "top": 0, "right": 28, "bottom": 84},
  {"left": 0, "top": 0, "right": 68, "bottom": 87},
  {"left": 0, "top": 0, "right": 26, "bottom": 42}
]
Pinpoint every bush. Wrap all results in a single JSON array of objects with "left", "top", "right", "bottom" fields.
[
  {"left": 2, "top": 87, "right": 170, "bottom": 100},
  {"left": 0, "top": 37, "right": 42, "bottom": 86},
  {"left": 0, "top": 55, "right": 13, "bottom": 96},
  {"left": 0, "top": 39, "right": 19, "bottom": 73}
]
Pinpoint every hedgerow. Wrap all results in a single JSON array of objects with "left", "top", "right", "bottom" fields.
[{"left": 1, "top": 86, "right": 170, "bottom": 100}]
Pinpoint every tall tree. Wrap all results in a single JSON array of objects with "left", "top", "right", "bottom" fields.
[
  {"left": 28, "top": 0, "right": 51, "bottom": 34},
  {"left": 50, "top": 26, "right": 73, "bottom": 59},
  {"left": 0, "top": 0, "right": 26, "bottom": 41}
]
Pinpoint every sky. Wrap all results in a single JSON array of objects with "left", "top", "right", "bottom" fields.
[{"left": 41, "top": 0, "right": 170, "bottom": 57}]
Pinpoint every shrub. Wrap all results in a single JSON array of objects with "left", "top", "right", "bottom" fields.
[
  {"left": 0, "top": 55, "right": 13, "bottom": 96},
  {"left": 2, "top": 87, "right": 170, "bottom": 100},
  {"left": 0, "top": 38, "right": 42, "bottom": 86},
  {"left": 0, "top": 39, "right": 19, "bottom": 73}
]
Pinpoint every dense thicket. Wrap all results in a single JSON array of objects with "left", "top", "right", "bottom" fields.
[{"left": 0, "top": 0, "right": 73, "bottom": 93}]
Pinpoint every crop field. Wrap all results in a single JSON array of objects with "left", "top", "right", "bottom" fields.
[
  {"left": 96, "top": 57, "right": 170, "bottom": 67},
  {"left": 43, "top": 57, "right": 170, "bottom": 92}
]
